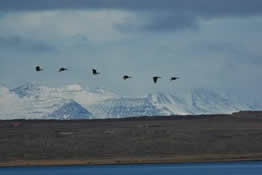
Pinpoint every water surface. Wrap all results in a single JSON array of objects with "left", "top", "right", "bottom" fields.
[{"left": 1, "top": 161, "right": 262, "bottom": 175}]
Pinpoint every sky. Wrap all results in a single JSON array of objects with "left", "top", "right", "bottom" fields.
[{"left": 0, "top": 0, "right": 262, "bottom": 96}]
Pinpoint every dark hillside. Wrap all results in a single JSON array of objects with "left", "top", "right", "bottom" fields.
[{"left": 1, "top": 111, "right": 262, "bottom": 166}]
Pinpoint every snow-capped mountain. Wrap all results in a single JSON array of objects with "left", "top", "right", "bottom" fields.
[
  {"left": 88, "top": 96, "right": 165, "bottom": 118},
  {"left": 1, "top": 83, "right": 95, "bottom": 119},
  {"left": 48, "top": 100, "right": 92, "bottom": 120},
  {"left": 89, "top": 88, "right": 258, "bottom": 118},
  {"left": 146, "top": 89, "right": 251, "bottom": 115},
  {"left": 11, "top": 82, "right": 42, "bottom": 98},
  {"left": 0, "top": 83, "right": 261, "bottom": 119}
]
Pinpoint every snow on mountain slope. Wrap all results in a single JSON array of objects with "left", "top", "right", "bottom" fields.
[
  {"left": 147, "top": 88, "right": 252, "bottom": 115},
  {"left": 48, "top": 100, "right": 92, "bottom": 120},
  {"left": 1, "top": 83, "right": 97, "bottom": 119},
  {"left": 8, "top": 83, "right": 70, "bottom": 119},
  {"left": 88, "top": 96, "right": 165, "bottom": 118},
  {"left": 1, "top": 83, "right": 261, "bottom": 119},
  {"left": 0, "top": 86, "right": 30, "bottom": 119},
  {"left": 11, "top": 83, "right": 116, "bottom": 105},
  {"left": 89, "top": 88, "right": 254, "bottom": 118}
]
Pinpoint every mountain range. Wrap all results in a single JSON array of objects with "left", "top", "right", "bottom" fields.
[{"left": 0, "top": 82, "right": 261, "bottom": 119}]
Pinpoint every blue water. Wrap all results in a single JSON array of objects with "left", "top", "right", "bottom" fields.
[{"left": 1, "top": 161, "right": 262, "bottom": 175}]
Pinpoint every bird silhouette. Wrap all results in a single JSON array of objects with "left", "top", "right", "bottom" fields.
[
  {"left": 153, "top": 76, "right": 161, "bottom": 83},
  {"left": 58, "top": 67, "right": 68, "bottom": 72},
  {"left": 92, "top": 69, "right": 100, "bottom": 75},
  {"left": 170, "top": 76, "right": 180, "bottom": 81},
  {"left": 123, "top": 75, "right": 132, "bottom": 80},
  {"left": 35, "top": 65, "right": 43, "bottom": 72}
]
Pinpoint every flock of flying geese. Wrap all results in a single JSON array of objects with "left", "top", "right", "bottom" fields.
[{"left": 35, "top": 65, "right": 180, "bottom": 84}]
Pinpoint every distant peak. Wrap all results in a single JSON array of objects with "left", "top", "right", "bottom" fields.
[
  {"left": 48, "top": 99, "right": 92, "bottom": 119},
  {"left": 14, "top": 82, "right": 42, "bottom": 90},
  {"left": 10, "top": 82, "right": 44, "bottom": 97}
]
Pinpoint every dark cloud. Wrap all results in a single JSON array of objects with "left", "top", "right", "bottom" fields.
[
  {"left": 1, "top": 0, "right": 262, "bottom": 32},
  {"left": 145, "top": 13, "right": 198, "bottom": 32},
  {"left": 116, "top": 12, "right": 199, "bottom": 32},
  {"left": 0, "top": 36, "right": 56, "bottom": 52},
  {"left": 1, "top": 0, "right": 262, "bottom": 15}
]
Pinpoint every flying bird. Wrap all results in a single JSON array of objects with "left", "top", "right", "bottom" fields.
[
  {"left": 92, "top": 69, "right": 100, "bottom": 75},
  {"left": 170, "top": 76, "right": 180, "bottom": 81},
  {"left": 153, "top": 76, "right": 161, "bottom": 84},
  {"left": 58, "top": 67, "right": 68, "bottom": 72},
  {"left": 122, "top": 75, "right": 132, "bottom": 80},
  {"left": 35, "top": 65, "right": 43, "bottom": 72}
]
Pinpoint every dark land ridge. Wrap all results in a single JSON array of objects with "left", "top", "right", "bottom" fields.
[{"left": 1, "top": 111, "right": 262, "bottom": 167}]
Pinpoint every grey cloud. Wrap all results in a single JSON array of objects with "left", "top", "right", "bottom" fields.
[
  {"left": 0, "top": 36, "right": 56, "bottom": 52},
  {"left": 115, "top": 12, "right": 199, "bottom": 32},
  {"left": 1, "top": 0, "right": 262, "bottom": 16},
  {"left": 1, "top": 0, "right": 262, "bottom": 32},
  {"left": 198, "top": 41, "right": 262, "bottom": 65},
  {"left": 145, "top": 13, "right": 198, "bottom": 32}
]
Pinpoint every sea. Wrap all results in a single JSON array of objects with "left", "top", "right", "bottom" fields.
[{"left": 0, "top": 161, "right": 262, "bottom": 175}]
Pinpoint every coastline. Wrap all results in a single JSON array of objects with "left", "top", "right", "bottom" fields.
[{"left": 1, "top": 153, "right": 262, "bottom": 167}]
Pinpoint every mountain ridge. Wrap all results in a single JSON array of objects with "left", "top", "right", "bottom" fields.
[{"left": 0, "top": 83, "right": 261, "bottom": 119}]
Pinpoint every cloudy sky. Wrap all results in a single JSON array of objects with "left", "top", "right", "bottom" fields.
[{"left": 0, "top": 0, "right": 262, "bottom": 96}]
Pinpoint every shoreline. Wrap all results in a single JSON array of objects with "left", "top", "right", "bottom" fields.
[{"left": 1, "top": 153, "right": 262, "bottom": 167}]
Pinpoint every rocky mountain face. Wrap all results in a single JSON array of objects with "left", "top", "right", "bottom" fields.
[{"left": 0, "top": 83, "right": 261, "bottom": 119}]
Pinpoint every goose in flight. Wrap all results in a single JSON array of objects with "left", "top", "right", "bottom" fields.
[
  {"left": 153, "top": 76, "right": 161, "bottom": 83},
  {"left": 35, "top": 65, "right": 43, "bottom": 72},
  {"left": 58, "top": 67, "right": 68, "bottom": 72},
  {"left": 170, "top": 76, "right": 180, "bottom": 81},
  {"left": 123, "top": 75, "right": 132, "bottom": 80},
  {"left": 92, "top": 69, "right": 100, "bottom": 75}
]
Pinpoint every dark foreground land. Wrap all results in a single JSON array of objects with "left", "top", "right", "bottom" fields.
[{"left": 1, "top": 111, "right": 262, "bottom": 167}]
